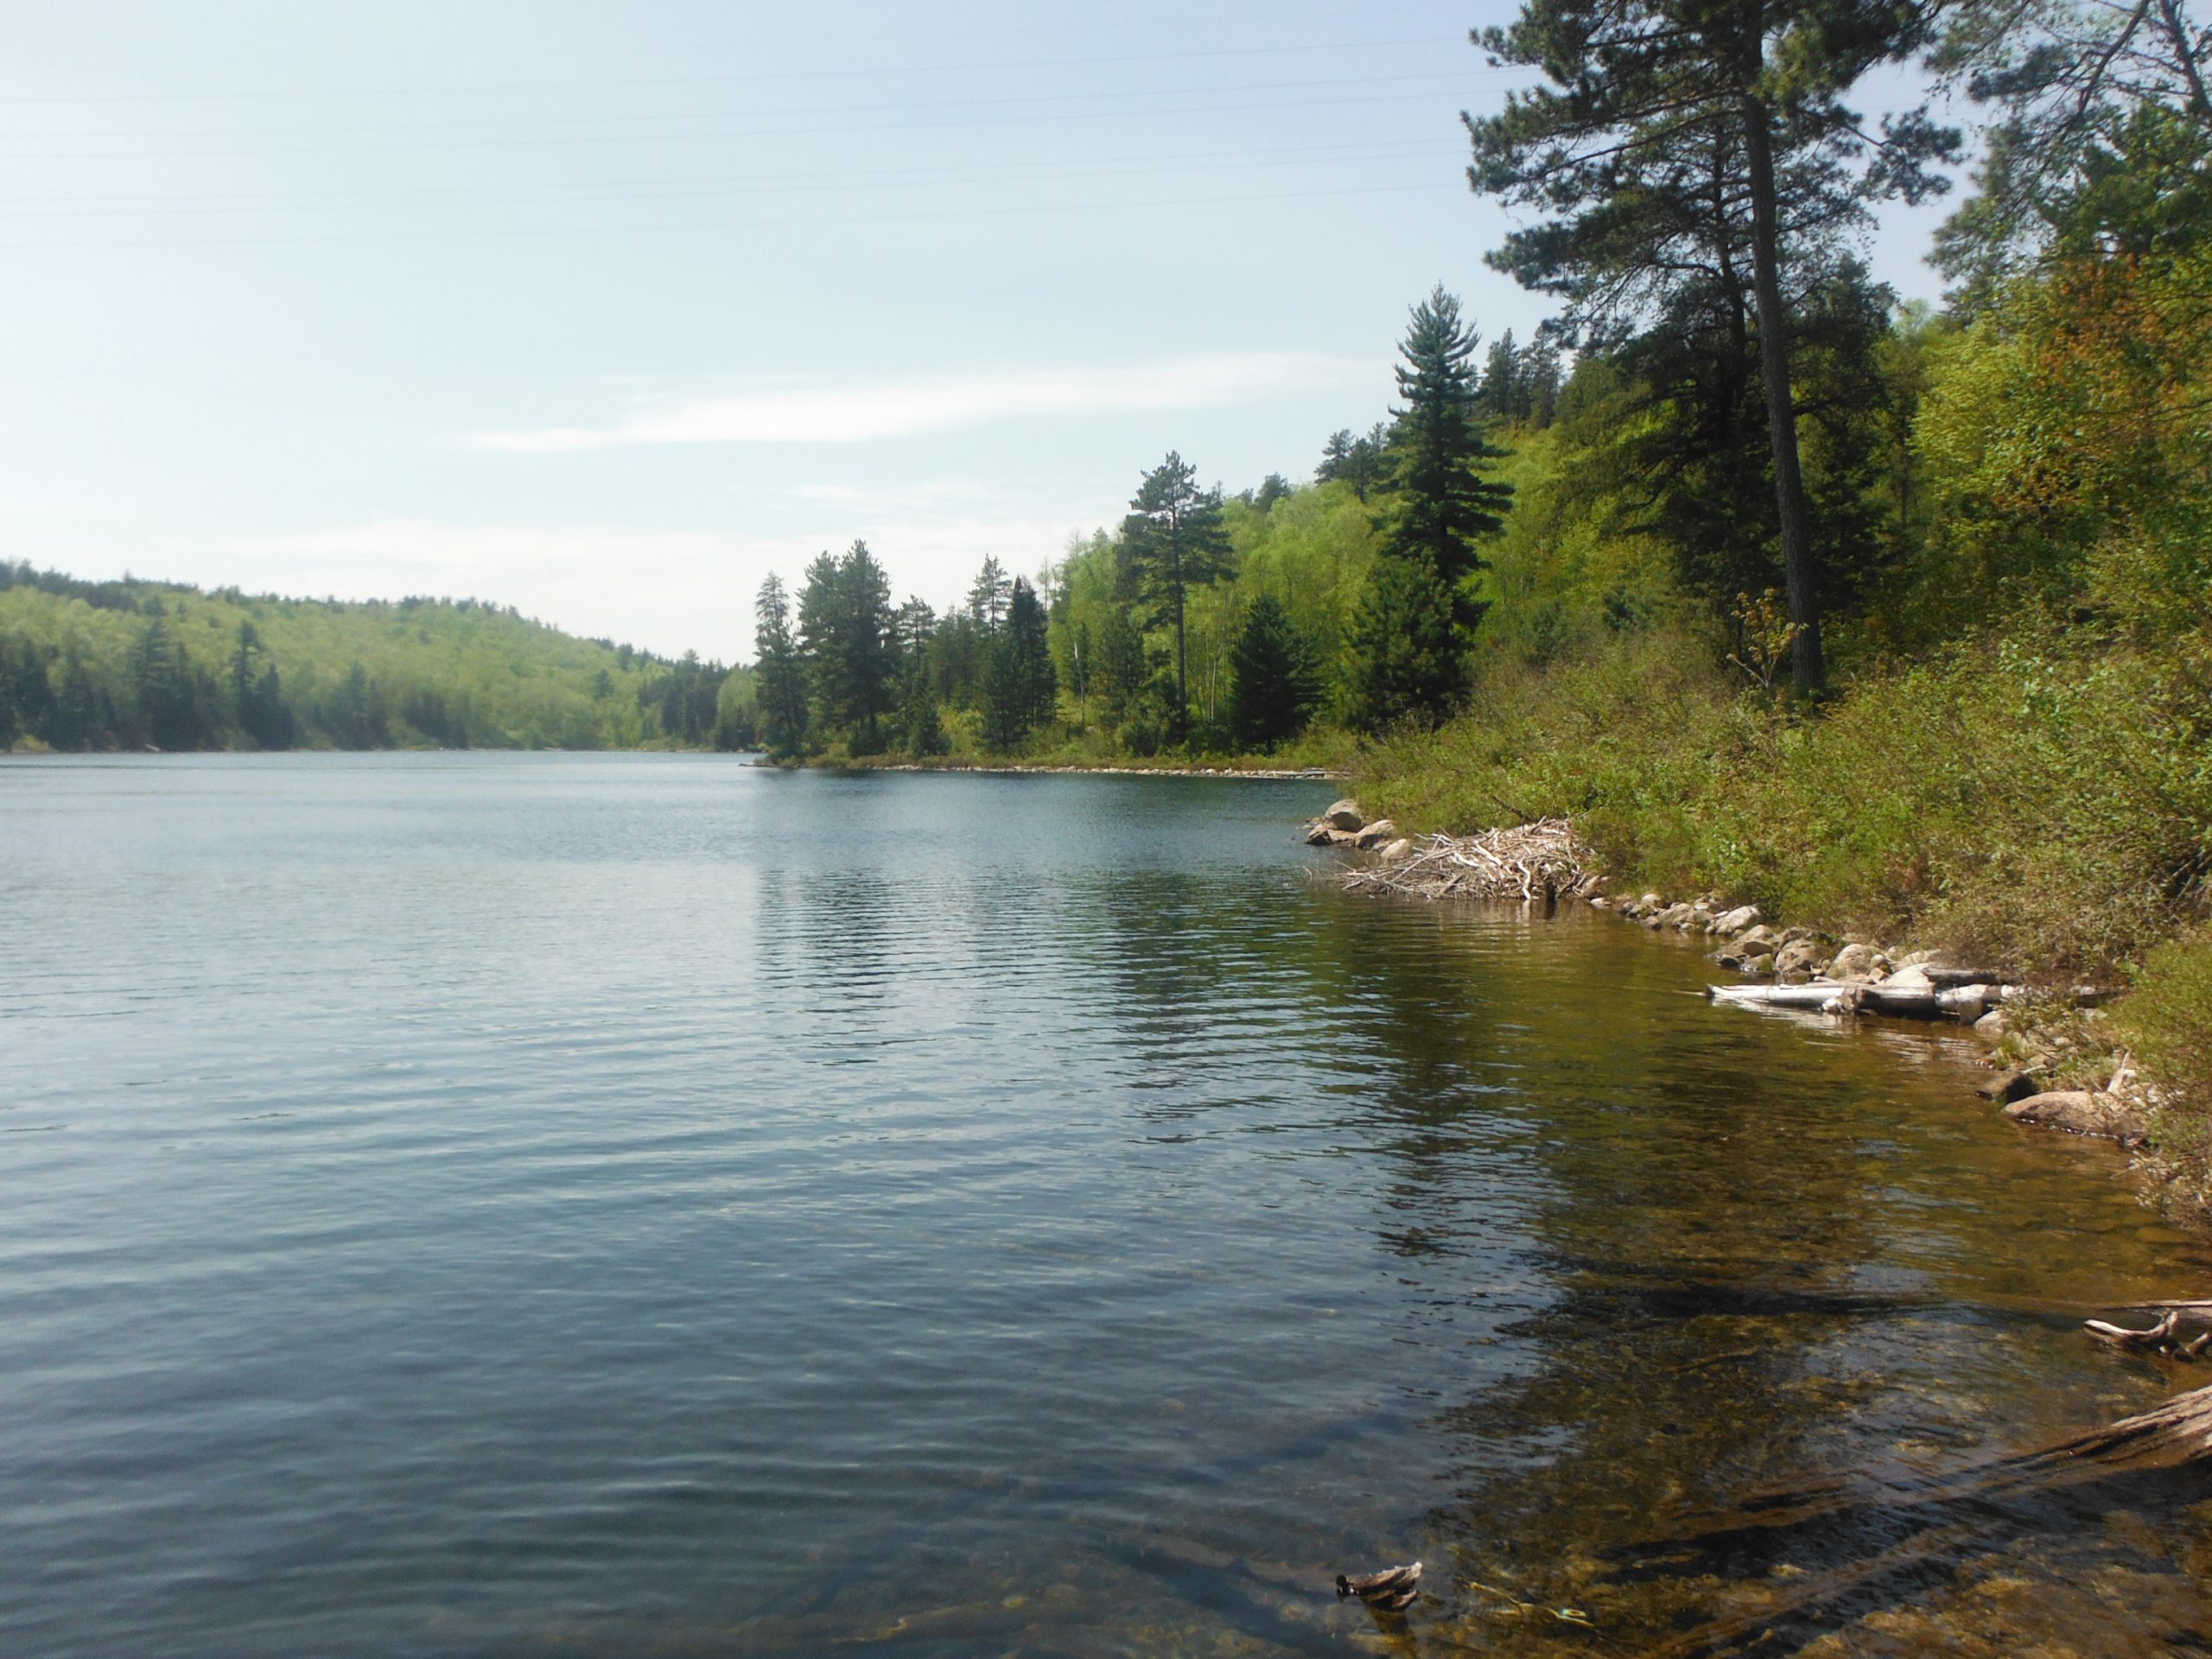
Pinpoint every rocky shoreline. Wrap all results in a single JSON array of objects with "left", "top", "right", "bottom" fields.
[{"left": 1309, "top": 800, "right": 2162, "bottom": 1161}]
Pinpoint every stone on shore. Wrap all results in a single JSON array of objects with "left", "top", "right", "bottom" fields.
[
  {"left": 1774, "top": 938, "right": 1827, "bottom": 976},
  {"left": 2005, "top": 1090, "right": 2145, "bottom": 1141},
  {"left": 1827, "top": 943, "right": 1890, "bottom": 982},
  {"left": 1711, "top": 905, "right": 1764, "bottom": 936},
  {"left": 1379, "top": 837, "right": 1414, "bottom": 861},
  {"left": 1326, "top": 829, "right": 1361, "bottom": 848},
  {"left": 1325, "top": 799, "right": 1364, "bottom": 831},
  {"left": 1305, "top": 822, "right": 1337, "bottom": 846},
  {"left": 1355, "top": 818, "right": 1399, "bottom": 849},
  {"left": 1976, "top": 1067, "right": 2042, "bottom": 1103},
  {"left": 1734, "top": 925, "right": 1778, "bottom": 955},
  {"left": 1884, "top": 963, "right": 1936, "bottom": 991}
]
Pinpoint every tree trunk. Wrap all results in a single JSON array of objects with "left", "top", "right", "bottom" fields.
[{"left": 1739, "top": 94, "right": 1826, "bottom": 695}]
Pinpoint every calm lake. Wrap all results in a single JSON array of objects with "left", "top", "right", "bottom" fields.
[{"left": 4, "top": 753, "right": 2211, "bottom": 1656}]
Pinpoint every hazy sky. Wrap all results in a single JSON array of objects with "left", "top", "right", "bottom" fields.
[{"left": 3, "top": 2, "right": 1955, "bottom": 660}]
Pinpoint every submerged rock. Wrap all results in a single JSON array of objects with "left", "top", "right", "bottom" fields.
[{"left": 2005, "top": 1090, "right": 2145, "bottom": 1141}]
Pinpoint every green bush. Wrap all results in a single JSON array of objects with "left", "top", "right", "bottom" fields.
[{"left": 2122, "top": 926, "right": 2212, "bottom": 1180}]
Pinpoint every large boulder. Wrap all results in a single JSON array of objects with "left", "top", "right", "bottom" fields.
[
  {"left": 1324, "top": 799, "right": 1364, "bottom": 831},
  {"left": 1827, "top": 943, "right": 1890, "bottom": 982},
  {"left": 1712, "top": 905, "right": 1764, "bottom": 936},
  {"left": 1774, "top": 938, "right": 1827, "bottom": 976},
  {"left": 2005, "top": 1090, "right": 2145, "bottom": 1141},
  {"left": 1355, "top": 818, "right": 1399, "bottom": 849}
]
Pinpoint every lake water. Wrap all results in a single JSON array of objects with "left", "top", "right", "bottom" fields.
[{"left": 5, "top": 753, "right": 2212, "bottom": 1656}]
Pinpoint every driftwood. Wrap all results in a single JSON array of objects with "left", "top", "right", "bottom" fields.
[
  {"left": 1332, "top": 819, "right": 1592, "bottom": 905},
  {"left": 1709, "top": 980, "right": 2016, "bottom": 1020}
]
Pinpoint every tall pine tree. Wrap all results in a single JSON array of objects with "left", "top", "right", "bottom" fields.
[
  {"left": 1121, "top": 452, "right": 1230, "bottom": 747},
  {"left": 1348, "top": 288, "right": 1513, "bottom": 729},
  {"left": 753, "top": 572, "right": 810, "bottom": 759}
]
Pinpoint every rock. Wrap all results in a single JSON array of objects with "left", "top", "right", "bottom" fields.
[
  {"left": 1655, "top": 902, "right": 1697, "bottom": 930},
  {"left": 1773, "top": 938, "right": 1825, "bottom": 976},
  {"left": 1354, "top": 818, "right": 1398, "bottom": 849},
  {"left": 1639, "top": 892, "right": 1663, "bottom": 910},
  {"left": 1379, "top": 837, "right": 1414, "bottom": 861},
  {"left": 1735, "top": 925, "right": 1778, "bottom": 953},
  {"left": 1778, "top": 926, "right": 1814, "bottom": 946},
  {"left": 2005, "top": 1090, "right": 2146, "bottom": 1141},
  {"left": 1588, "top": 895, "right": 1611, "bottom": 909},
  {"left": 1712, "top": 905, "right": 1764, "bottom": 936},
  {"left": 1827, "top": 943, "right": 1890, "bottom": 982},
  {"left": 1326, "top": 829, "right": 1361, "bottom": 848},
  {"left": 1779, "top": 968, "right": 1813, "bottom": 985},
  {"left": 1976, "top": 1067, "right": 2041, "bottom": 1103},
  {"left": 1687, "top": 905, "right": 1716, "bottom": 931},
  {"left": 1324, "top": 799, "right": 1364, "bottom": 832},
  {"left": 1304, "top": 822, "right": 1336, "bottom": 846},
  {"left": 1884, "top": 963, "right": 1935, "bottom": 991},
  {"left": 1973, "top": 1007, "right": 2011, "bottom": 1038}
]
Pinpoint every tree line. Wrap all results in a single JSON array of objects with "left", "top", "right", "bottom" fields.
[{"left": 0, "top": 564, "right": 756, "bottom": 753}]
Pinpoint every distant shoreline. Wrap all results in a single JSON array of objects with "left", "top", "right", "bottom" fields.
[{"left": 784, "top": 759, "right": 1344, "bottom": 780}]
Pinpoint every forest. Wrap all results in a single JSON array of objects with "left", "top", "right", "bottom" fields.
[{"left": 0, "top": 563, "right": 755, "bottom": 753}]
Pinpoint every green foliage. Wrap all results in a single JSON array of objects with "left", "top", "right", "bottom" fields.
[
  {"left": 1121, "top": 451, "right": 1231, "bottom": 745},
  {"left": 1348, "top": 287, "right": 1513, "bottom": 729},
  {"left": 2122, "top": 927, "right": 2212, "bottom": 1186},
  {"left": 1225, "top": 594, "right": 1319, "bottom": 752}
]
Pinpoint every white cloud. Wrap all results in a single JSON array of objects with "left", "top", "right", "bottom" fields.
[{"left": 471, "top": 352, "right": 1370, "bottom": 452}]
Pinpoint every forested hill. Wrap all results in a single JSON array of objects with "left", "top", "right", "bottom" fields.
[{"left": 0, "top": 563, "right": 755, "bottom": 753}]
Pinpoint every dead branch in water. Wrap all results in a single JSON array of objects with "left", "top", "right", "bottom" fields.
[{"left": 1331, "top": 819, "right": 1593, "bottom": 905}]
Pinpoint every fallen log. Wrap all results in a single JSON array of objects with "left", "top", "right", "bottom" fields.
[{"left": 1708, "top": 981, "right": 2017, "bottom": 1020}]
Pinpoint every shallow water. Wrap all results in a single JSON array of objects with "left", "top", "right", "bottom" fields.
[{"left": 3, "top": 753, "right": 2209, "bottom": 1656}]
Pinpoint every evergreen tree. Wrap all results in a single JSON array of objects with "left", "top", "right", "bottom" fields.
[
  {"left": 1121, "top": 451, "right": 1230, "bottom": 746},
  {"left": 1469, "top": 0, "right": 1956, "bottom": 691},
  {"left": 753, "top": 572, "right": 810, "bottom": 759},
  {"left": 979, "top": 577, "right": 1057, "bottom": 750},
  {"left": 1094, "top": 605, "right": 1147, "bottom": 732},
  {"left": 1344, "top": 555, "right": 1465, "bottom": 731},
  {"left": 1380, "top": 288, "right": 1514, "bottom": 608},
  {"left": 966, "top": 556, "right": 1012, "bottom": 632},
  {"left": 1226, "top": 594, "right": 1319, "bottom": 751}
]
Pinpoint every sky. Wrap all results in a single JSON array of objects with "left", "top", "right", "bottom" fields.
[{"left": 1, "top": 1, "right": 1959, "bottom": 662}]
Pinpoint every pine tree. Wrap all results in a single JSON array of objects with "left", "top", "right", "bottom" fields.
[
  {"left": 966, "top": 556, "right": 1012, "bottom": 632},
  {"left": 1344, "top": 555, "right": 1465, "bottom": 731},
  {"left": 753, "top": 572, "right": 810, "bottom": 759},
  {"left": 979, "top": 577, "right": 1057, "bottom": 750},
  {"left": 1122, "top": 451, "right": 1230, "bottom": 747},
  {"left": 1469, "top": 0, "right": 1956, "bottom": 690},
  {"left": 1381, "top": 288, "right": 1514, "bottom": 608},
  {"left": 1347, "top": 289, "right": 1515, "bottom": 729},
  {"left": 1227, "top": 594, "right": 1319, "bottom": 751}
]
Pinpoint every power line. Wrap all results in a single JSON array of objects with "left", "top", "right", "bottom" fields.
[
  {"left": 0, "top": 178, "right": 1468, "bottom": 252},
  {"left": 0, "top": 70, "right": 1503, "bottom": 156},
  {"left": 0, "top": 138, "right": 1452, "bottom": 219},
  {"left": 0, "top": 91, "right": 1501, "bottom": 168},
  {"left": 0, "top": 33, "right": 1471, "bottom": 107}
]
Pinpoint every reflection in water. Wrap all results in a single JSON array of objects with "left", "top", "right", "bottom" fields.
[{"left": 0, "top": 754, "right": 2209, "bottom": 1656}]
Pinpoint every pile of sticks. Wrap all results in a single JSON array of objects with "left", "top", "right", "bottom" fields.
[{"left": 1332, "top": 818, "right": 1594, "bottom": 905}]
